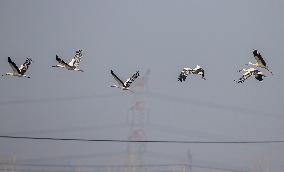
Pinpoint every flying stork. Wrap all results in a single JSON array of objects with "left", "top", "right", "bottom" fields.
[
  {"left": 178, "top": 65, "right": 206, "bottom": 82},
  {"left": 246, "top": 50, "right": 273, "bottom": 75},
  {"left": 235, "top": 67, "right": 266, "bottom": 83},
  {"left": 2, "top": 57, "right": 33, "bottom": 78},
  {"left": 110, "top": 70, "right": 140, "bottom": 92},
  {"left": 52, "top": 49, "right": 84, "bottom": 72}
]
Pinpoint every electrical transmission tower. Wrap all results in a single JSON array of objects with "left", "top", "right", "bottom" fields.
[
  {"left": 124, "top": 70, "right": 189, "bottom": 172},
  {"left": 124, "top": 70, "right": 150, "bottom": 172}
]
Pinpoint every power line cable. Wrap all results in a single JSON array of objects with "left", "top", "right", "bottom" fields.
[{"left": 0, "top": 135, "right": 283, "bottom": 144}]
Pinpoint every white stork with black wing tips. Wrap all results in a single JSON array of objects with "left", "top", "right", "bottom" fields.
[
  {"left": 2, "top": 57, "right": 33, "bottom": 78},
  {"left": 52, "top": 50, "right": 84, "bottom": 72},
  {"left": 178, "top": 65, "right": 206, "bottom": 82},
  {"left": 235, "top": 67, "right": 266, "bottom": 83},
  {"left": 246, "top": 50, "right": 273, "bottom": 75},
  {"left": 110, "top": 70, "right": 140, "bottom": 92}
]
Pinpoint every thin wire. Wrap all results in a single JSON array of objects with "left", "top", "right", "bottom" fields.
[
  {"left": 0, "top": 162, "right": 186, "bottom": 168},
  {"left": 0, "top": 135, "right": 284, "bottom": 144}
]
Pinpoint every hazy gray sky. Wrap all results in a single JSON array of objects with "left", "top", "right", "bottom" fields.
[{"left": 1, "top": 0, "right": 284, "bottom": 171}]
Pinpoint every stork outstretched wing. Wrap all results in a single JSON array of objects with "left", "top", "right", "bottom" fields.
[
  {"left": 19, "top": 58, "right": 32, "bottom": 75},
  {"left": 178, "top": 68, "right": 193, "bottom": 82},
  {"left": 182, "top": 68, "right": 193, "bottom": 75},
  {"left": 111, "top": 70, "right": 125, "bottom": 87},
  {"left": 253, "top": 50, "right": 266, "bottom": 67},
  {"left": 69, "top": 50, "right": 82, "bottom": 67},
  {"left": 124, "top": 71, "right": 140, "bottom": 87},
  {"left": 7, "top": 57, "right": 21, "bottom": 74},
  {"left": 56, "top": 55, "right": 72, "bottom": 69},
  {"left": 178, "top": 73, "right": 187, "bottom": 82}
]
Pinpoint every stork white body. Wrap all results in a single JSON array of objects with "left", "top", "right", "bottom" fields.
[
  {"left": 2, "top": 57, "right": 33, "bottom": 78},
  {"left": 235, "top": 67, "right": 266, "bottom": 83},
  {"left": 110, "top": 70, "right": 140, "bottom": 92},
  {"left": 52, "top": 50, "right": 84, "bottom": 72},
  {"left": 247, "top": 50, "right": 273, "bottom": 75},
  {"left": 178, "top": 65, "right": 206, "bottom": 82}
]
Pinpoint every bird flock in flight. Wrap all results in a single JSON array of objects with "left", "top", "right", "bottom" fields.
[{"left": 1, "top": 49, "right": 273, "bottom": 92}]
